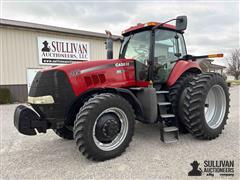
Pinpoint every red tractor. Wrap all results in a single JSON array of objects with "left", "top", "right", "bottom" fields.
[{"left": 14, "top": 16, "right": 230, "bottom": 161}]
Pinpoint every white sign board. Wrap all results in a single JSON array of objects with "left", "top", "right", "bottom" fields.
[
  {"left": 37, "top": 37, "right": 90, "bottom": 65},
  {"left": 27, "top": 68, "right": 42, "bottom": 93}
]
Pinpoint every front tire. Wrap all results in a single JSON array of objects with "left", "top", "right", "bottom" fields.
[
  {"left": 53, "top": 126, "right": 73, "bottom": 140},
  {"left": 73, "top": 93, "right": 135, "bottom": 161},
  {"left": 182, "top": 73, "right": 230, "bottom": 140}
]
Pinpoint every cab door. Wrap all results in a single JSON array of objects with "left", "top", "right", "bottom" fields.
[{"left": 153, "top": 29, "right": 187, "bottom": 83}]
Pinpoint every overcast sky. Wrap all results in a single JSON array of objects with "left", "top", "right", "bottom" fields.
[{"left": 1, "top": 0, "right": 239, "bottom": 65}]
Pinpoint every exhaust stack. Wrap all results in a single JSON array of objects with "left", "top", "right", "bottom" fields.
[{"left": 105, "top": 30, "right": 113, "bottom": 59}]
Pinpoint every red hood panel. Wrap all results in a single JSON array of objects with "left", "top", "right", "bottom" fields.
[
  {"left": 45, "top": 59, "right": 131, "bottom": 71},
  {"left": 45, "top": 59, "right": 137, "bottom": 96}
]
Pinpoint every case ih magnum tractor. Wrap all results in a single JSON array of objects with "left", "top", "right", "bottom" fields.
[{"left": 14, "top": 16, "right": 230, "bottom": 161}]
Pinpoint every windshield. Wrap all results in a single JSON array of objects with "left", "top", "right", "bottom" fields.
[{"left": 120, "top": 31, "right": 151, "bottom": 64}]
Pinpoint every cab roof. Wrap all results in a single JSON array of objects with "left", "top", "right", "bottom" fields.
[{"left": 122, "top": 22, "right": 176, "bottom": 36}]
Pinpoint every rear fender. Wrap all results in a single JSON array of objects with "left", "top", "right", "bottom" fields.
[{"left": 167, "top": 60, "right": 201, "bottom": 87}]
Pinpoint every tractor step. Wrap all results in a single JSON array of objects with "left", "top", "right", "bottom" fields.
[
  {"left": 163, "top": 126, "right": 178, "bottom": 132},
  {"left": 157, "top": 89, "right": 179, "bottom": 143},
  {"left": 158, "top": 102, "right": 171, "bottom": 106},
  {"left": 161, "top": 114, "right": 175, "bottom": 118},
  {"left": 160, "top": 126, "right": 179, "bottom": 143},
  {"left": 156, "top": 90, "right": 169, "bottom": 94}
]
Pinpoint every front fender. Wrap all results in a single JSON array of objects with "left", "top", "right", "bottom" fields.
[
  {"left": 109, "top": 88, "right": 145, "bottom": 121},
  {"left": 167, "top": 60, "right": 201, "bottom": 87},
  {"left": 65, "top": 87, "right": 145, "bottom": 126}
]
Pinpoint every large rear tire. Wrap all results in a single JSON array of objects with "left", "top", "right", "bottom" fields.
[
  {"left": 181, "top": 73, "right": 230, "bottom": 139},
  {"left": 169, "top": 73, "right": 196, "bottom": 133},
  {"left": 73, "top": 93, "right": 135, "bottom": 161}
]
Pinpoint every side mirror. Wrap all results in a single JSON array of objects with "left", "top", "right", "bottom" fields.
[{"left": 176, "top": 16, "right": 187, "bottom": 31}]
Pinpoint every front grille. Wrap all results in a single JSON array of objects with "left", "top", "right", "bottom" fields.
[{"left": 29, "top": 70, "right": 76, "bottom": 122}]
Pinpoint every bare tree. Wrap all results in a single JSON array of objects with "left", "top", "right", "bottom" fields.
[{"left": 227, "top": 49, "right": 240, "bottom": 80}]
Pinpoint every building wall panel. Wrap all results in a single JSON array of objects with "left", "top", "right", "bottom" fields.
[
  {"left": 0, "top": 84, "right": 27, "bottom": 102},
  {"left": 1, "top": 26, "right": 121, "bottom": 85}
]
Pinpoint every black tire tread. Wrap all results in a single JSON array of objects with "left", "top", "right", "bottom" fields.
[
  {"left": 182, "top": 73, "right": 230, "bottom": 140},
  {"left": 73, "top": 93, "right": 135, "bottom": 161},
  {"left": 53, "top": 126, "right": 73, "bottom": 140},
  {"left": 169, "top": 72, "right": 196, "bottom": 132}
]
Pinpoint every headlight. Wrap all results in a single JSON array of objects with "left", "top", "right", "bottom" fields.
[{"left": 28, "top": 95, "right": 54, "bottom": 104}]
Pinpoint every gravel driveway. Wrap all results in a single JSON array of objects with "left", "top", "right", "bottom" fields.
[{"left": 1, "top": 86, "right": 239, "bottom": 179}]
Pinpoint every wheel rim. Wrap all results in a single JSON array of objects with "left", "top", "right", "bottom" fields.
[
  {"left": 204, "top": 85, "right": 226, "bottom": 129},
  {"left": 93, "top": 107, "right": 128, "bottom": 151}
]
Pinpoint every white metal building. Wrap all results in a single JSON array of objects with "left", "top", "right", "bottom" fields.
[{"left": 0, "top": 19, "right": 121, "bottom": 102}]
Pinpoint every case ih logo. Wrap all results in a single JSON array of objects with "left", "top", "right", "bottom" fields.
[
  {"left": 38, "top": 37, "right": 90, "bottom": 65},
  {"left": 115, "top": 62, "right": 130, "bottom": 67}
]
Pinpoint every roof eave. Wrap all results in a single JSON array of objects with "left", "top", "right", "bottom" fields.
[{"left": 0, "top": 18, "right": 121, "bottom": 39}]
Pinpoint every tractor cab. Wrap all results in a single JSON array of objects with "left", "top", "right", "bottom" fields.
[{"left": 119, "top": 16, "right": 188, "bottom": 83}]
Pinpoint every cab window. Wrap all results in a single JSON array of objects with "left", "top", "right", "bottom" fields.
[
  {"left": 154, "top": 29, "right": 186, "bottom": 63},
  {"left": 153, "top": 29, "right": 187, "bottom": 82},
  {"left": 123, "top": 31, "right": 151, "bottom": 65}
]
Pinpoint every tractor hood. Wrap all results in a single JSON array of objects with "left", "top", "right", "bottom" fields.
[
  {"left": 36, "top": 58, "right": 138, "bottom": 97},
  {"left": 28, "top": 58, "right": 141, "bottom": 125}
]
